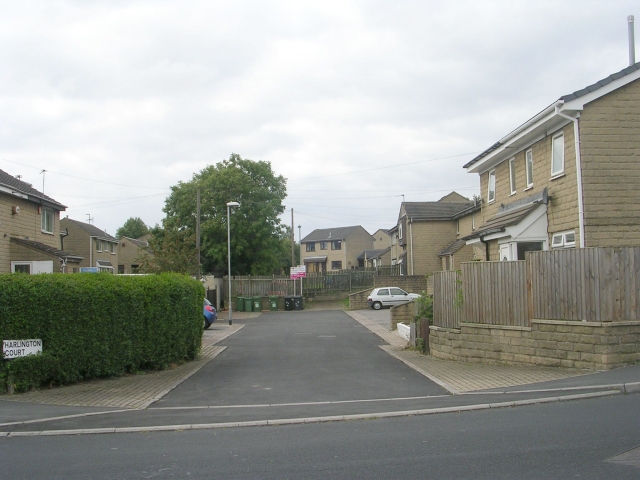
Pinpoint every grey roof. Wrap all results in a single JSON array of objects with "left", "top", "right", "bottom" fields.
[
  {"left": 465, "top": 62, "right": 640, "bottom": 169},
  {"left": 462, "top": 203, "right": 540, "bottom": 241},
  {"left": 122, "top": 236, "right": 150, "bottom": 248},
  {"left": 0, "top": 169, "right": 67, "bottom": 210},
  {"left": 61, "top": 218, "right": 118, "bottom": 241},
  {"left": 438, "top": 239, "right": 467, "bottom": 257},
  {"left": 560, "top": 62, "right": 640, "bottom": 102},
  {"left": 301, "top": 225, "right": 368, "bottom": 243},
  {"left": 357, "top": 247, "right": 390, "bottom": 260},
  {"left": 402, "top": 201, "right": 474, "bottom": 221},
  {"left": 10, "top": 237, "right": 83, "bottom": 261},
  {"left": 303, "top": 256, "right": 328, "bottom": 263}
]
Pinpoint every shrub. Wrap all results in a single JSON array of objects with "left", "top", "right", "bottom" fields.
[{"left": 0, "top": 273, "right": 203, "bottom": 393}]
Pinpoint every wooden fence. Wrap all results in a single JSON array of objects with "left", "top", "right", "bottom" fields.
[
  {"left": 433, "top": 271, "right": 464, "bottom": 329},
  {"left": 433, "top": 247, "right": 640, "bottom": 329},
  {"left": 529, "top": 247, "right": 640, "bottom": 322}
]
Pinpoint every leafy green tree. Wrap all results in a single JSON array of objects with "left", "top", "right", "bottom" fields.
[
  {"left": 116, "top": 217, "right": 149, "bottom": 239},
  {"left": 160, "top": 153, "right": 287, "bottom": 275},
  {"left": 137, "top": 224, "right": 198, "bottom": 275}
]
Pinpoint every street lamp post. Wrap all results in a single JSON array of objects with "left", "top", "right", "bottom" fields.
[{"left": 227, "top": 201, "right": 240, "bottom": 325}]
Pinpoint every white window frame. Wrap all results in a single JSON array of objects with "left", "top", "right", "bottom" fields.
[
  {"left": 110, "top": 242, "right": 116, "bottom": 254},
  {"left": 96, "top": 239, "right": 102, "bottom": 252},
  {"left": 41, "top": 208, "right": 54, "bottom": 234},
  {"left": 525, "top": 149, "right": 534, "bottom": 188},
  {"left": 472, "top": 214, "right": 475, "bottom": 231},
  {"left": 551, "top": 230, "right": 576, "bottom": 249},
  {"left": 551, "top": 133, "right": 565, "bottom": 177},
  {"left": 487, "top": 169, "right": 496, "bottom": 203},
  {"left": 398, "top": 224, "right": 403, "bottom": 240},
  {"left": 509, "top": 157, "right": 516, "bottom": 195}
]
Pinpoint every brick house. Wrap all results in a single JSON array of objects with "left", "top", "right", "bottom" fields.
[
  {"left": 60, "top": 217, "right": 119, "bottom": 272},
  {"left": 391, "top": 192, "right": 480, "bottom": 275},
  {"left": 0, "top": 169, "right": 83, "bottom": 274},
  {"left": 300, "top": 226, "right": 373, "bottom": 273},
  {"left": 117, "top": 236, "right": 151, "bottom": 274},
  {"left": 464, "top": 63, "right": 640, "bottom": 260}
]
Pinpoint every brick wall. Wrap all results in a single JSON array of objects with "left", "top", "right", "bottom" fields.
[
  {"left": 580, "top": 78, "right": 640, "bottom": 247},
  {"left": 430, "top": 320, "right": 640, "bottom": 370}
]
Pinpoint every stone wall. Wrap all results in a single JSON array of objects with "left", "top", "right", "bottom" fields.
[
  {"left": 348, "top": 289, "right": 371, "bottom": 310},
  {"left": 430, "top": 319, "right": 640, "bottom": 370},
  {"left": 374, "top": 275, "right": 431, "bottom": 295},
  {"left": 390, "top": 301, "right": 417, "bottom": 330}
]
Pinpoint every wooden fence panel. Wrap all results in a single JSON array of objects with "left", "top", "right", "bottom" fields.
[
  {"left": 461, "top": 261, "right": 528, "bottom": 327},
  {"left": 433, "top": 271, "right": 463, "bottom": 329},
  {"left": 528, "top": 247, "right": 640, "bottom": 322}
]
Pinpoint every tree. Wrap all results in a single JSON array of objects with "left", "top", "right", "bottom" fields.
[
  {"left": 136, "top": 223, "right": 198, "bottom": 275},
  {"left": 116, "top": 217, "right": 149, "bottom": 239},
  {"left": 159, "top": 153, "right": 288, "bottom": 275}
]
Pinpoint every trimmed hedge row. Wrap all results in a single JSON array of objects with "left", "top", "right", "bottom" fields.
[{"left": 0, "top": 273, "right": 204, "bottom": 393}]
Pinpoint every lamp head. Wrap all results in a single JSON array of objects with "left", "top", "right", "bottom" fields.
[{"left": 226, "top": 201, "right": 240, "bottom": 207}]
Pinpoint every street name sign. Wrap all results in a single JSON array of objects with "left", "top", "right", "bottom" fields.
[{"left": 3, "top": 339, "right": 43, "bottom": 359}]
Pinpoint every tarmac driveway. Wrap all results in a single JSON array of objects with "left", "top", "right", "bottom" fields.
[{"left": 153, "top": 310, "right": 448, "bottom": 409}]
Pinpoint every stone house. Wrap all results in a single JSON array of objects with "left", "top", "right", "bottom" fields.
[
  {"left": 300, "top": 225, "right": 373, "bottom": 273},
  {"left": 358, "top": 247, "right": 391, "bottom": 268},
  {"left": 117, "top": 236, "right": 151, "bottom": 274},
  {"left": 60, "top": 217, "right": 119, "bottom": 273},
  {"left": 0, "top": 169, "right": 83, "bottom": 274},
  {"left": 391, "top": 192, "right": 480, "bottom": 275},
  {"left": 464, "top": 63, "right": 640, "bottom": 260}
]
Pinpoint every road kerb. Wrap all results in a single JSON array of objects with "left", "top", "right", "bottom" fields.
[{"left": 2, "top": 390, "right": 623, "bottom": 437}]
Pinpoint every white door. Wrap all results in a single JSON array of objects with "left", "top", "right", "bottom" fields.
[{"left": 499, "top": 244, "right": 511, "bottom": 261}]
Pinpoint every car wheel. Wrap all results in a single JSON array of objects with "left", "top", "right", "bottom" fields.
[
  {"left": 204, "top": 317, "right": 211, "bottom": 329},
  {"left": 372, "top": 301, "right": 382, "bottom": 310}
]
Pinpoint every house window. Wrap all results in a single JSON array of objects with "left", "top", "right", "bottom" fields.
[
  {"left": 96, "top": 239, "right": 102, "bottom": 252},
  {"left": 331, "top": 261, "right": 342, "bottom": 270},
  {"left": 551, "top": 133, "right": 564, "bottom": 176},
  {"left": 487, "top": 169, "right": 496, "bottom": 203},
  {"left": 131, "top": 264, "right": 139, "bottom": 273},
  {"left": 472, "top": 214, "right": 475, "bottom": 231},
  {"left": 320, "top": 241, "right": 327, "bottom": 250},
  {"left": 456, "top": 219, "right": 460, "bottom": 234},
  {"left": 110, "top": 243, "right": 115, "bottom": 254},
  {"left": 331, "top": 240, "right": 341, "bottom": 250},
  {"left": 551, "top": 230, "right": 576, "bottom": 249},
  {"left": 118, "top": 265, "right": 125, "bottom": 274},
  {"left": 509, "top": 158, "right": 516, "bottom": 194},
  {"left": 399, "top": 224, "right": 403, "bottom": 240},
  {"left": 41, "top": 208, "right": 54, "bottom": 234},
  {"left": 13, "top": 264, "right": 31, "bottom": 274},
  {"left": 525, "top": 149, "right": 534, "bottom": 187},
  {"left": 306, "top": 243, "right": 316, "bottom": 252}
]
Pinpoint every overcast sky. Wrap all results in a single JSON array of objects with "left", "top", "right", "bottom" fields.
[{"left": 1, "top": 1, "right": 637, "bottom": 240}]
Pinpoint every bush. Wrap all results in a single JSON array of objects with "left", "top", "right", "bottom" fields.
[
  {"left": 0, "top": 273, "right": 203, "bottom": 393},
  {"left": 414, "top": 292, "right": 433, "bottom": 324}
]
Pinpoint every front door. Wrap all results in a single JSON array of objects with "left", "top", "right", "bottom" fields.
[{"left": 499, "top": 244, "right": 511, "bottom": 261}]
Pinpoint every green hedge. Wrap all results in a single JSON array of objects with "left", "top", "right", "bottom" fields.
[{"left": 0, "top": 273, "right": 204, "bottom": 393}]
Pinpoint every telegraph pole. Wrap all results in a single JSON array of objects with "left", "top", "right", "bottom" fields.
[{"left": 291, "top": 209, "right": 295, "bottom": 269}]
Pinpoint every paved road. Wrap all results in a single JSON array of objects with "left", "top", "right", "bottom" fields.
[
  {"left": 2, "top": 394, "right": 638, "bottom": 479},
  {"left": 155, "top": 310, "right": 447, "bottom": 407}
]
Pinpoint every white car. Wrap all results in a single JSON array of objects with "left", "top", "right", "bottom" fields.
[{"left": 367, "top": 287, "right": 421, "bottom": 310}]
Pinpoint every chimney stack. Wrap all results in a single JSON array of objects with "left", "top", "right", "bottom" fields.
[{"left": 629, "top": 15, "right": 636, "bottom": 66}]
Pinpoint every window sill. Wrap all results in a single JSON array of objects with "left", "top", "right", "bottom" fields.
[
  {"left": 41, "top": 230, "right": 54, "bottom": 235},
  {"left": 550, "top": 173, "right": 565, "bottom": 181},
  {"left": 509, "top": 192, "right": 516, "bottom": 197},
  {"left": 524, "top": 186, "right": 533, "bottom": 191}
]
